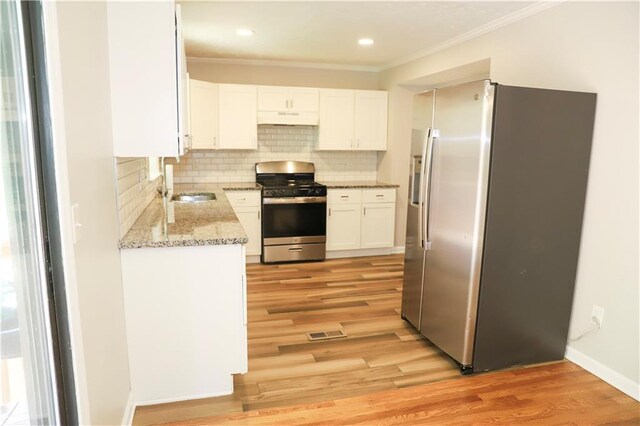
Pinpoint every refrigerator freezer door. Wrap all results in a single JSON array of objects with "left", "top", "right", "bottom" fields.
[
  {"left": 401, "top": 91, "right": 434, "bottom": 329},
  {"left": 420, "top": 80, "right": 494, "bottom": 366}
]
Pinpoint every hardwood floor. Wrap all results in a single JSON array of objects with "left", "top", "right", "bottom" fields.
[
  {"left": 162, "top": 362, "right": 640, "bottom": 425},
  {"left": 234, "top": 254, "right": 462, "bottom": 412},
  {"left": 132, "top": 254, "right": 639, "bottom": 425}
]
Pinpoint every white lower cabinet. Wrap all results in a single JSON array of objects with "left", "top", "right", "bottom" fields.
[
  {"left": 120, "top": 244, "right": 247, "bottom": 404},
  {"left": 225, "top": 191, "right": 261, "bottom": 256},
  {"left": 326, "top": 188, "right": 396, "bottom": 251},
  {"left": 361, "top": 203, "right": 395, "bottom": 248},
  {"left": 233, "top": 206, "right": 261, "bottom": 255},
  {"left": 327, "top": 204, "right": 361, "bottom": 251}
]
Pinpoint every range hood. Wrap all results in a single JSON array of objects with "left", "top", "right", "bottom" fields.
[{"left": 257, "top": 110, "right": 319, "bottom": 126}]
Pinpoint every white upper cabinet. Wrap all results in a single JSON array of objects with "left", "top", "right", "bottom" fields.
[
  {"left": 189, "top": 80, "right": 218, "bottom": 150},
  {"left": 354, "top": 91, "right": 388, "bottom": 151},
  {"left": 289, "top": 87, "right": 320, "bottom": 112},
  {"left": 218, "top": 85, "right": 257, "bottom": 150},
  {"left": 107, "top": 1, "right": 186, "bottom": 157},
  {"left": 175, "top": 5, "right": 189, "bottom": 153},
  {"left": 257, "top": 86, "right": 319, "bottom": 125},
  {"left": 318, "top": 89, "right": 388, "bottom": 151},
  {"left": 318, "top": 89, "right": 355, "bottom": 150},
  {"left": 258, "top": 87, "right": 290, "bottom": 112}
]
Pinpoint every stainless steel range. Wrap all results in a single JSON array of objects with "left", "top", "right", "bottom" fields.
[{"left": 256, "top": 161, "right": 327, "bottom": 263}]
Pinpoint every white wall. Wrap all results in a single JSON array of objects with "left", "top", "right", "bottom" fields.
[
  {"left": 55, "top": 2, "right": 132, "bottom": 423},
  {"left": 378, "top": 1, "right": 639, "bottom": 395}
]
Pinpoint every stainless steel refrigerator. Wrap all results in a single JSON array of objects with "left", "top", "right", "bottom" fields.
[{"left": 401, "top": 80, "right": 596, "bottom": 373}]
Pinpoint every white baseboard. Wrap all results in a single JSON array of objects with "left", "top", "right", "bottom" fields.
[
  {"left": 246, "top": 255, "right": 261, "bottom": 264},
  {"left": 135, "top": 389, "right": 233, "bottom": 407},
  {"left": 565, "top": 346, "right": 640, "bottom": 401},
  {"left": 391, "top": 246, "right": 405, "bottom": 254},
  {"left": 121, "top": 391, "right": 135, "bottom": 426},
  {"left": 326, "top": 247, "right": 393, "bottom": 259}
]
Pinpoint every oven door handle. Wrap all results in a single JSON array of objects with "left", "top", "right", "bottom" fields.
[{"left": 263, "top": 196, "right": 327, "bottom": 204}]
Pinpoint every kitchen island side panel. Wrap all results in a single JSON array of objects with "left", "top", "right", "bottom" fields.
[{"left": 473, "top": 86, "right": 596, "bottom": 372}]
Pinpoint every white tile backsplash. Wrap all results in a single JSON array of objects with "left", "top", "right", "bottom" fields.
[
  {"left": 169, "top": 125, "right": 378, "bottom": 183},
  {"left": 115, "top": 157, "right": 160, "bottom": 238}
]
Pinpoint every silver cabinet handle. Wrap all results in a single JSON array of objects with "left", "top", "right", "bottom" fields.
[
  {"left": 291, "top": 99, "right": 294, "bottom": 109},
  {"left": 376, "top": 194, "right": 384, "bottom": 198},
  {"left": 363, "top": 207, "right": 366, "bottom": 215},
  {"left": 257, "top": 210, "right": 260, "bottom": 219},
  {"left": 340, "top": 195, "right": 349, "bottom": 199},
  {"left": 328, "top": 208, "right": 331, "bottom": 216},
  {"left": 288, "top": 247, "right": 302, "bottom": 252}
]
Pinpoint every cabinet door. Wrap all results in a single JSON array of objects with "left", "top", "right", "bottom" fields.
[
  {"left": 258, "top": 86, "right": 289, "bottom": 111},
  {"left": 218, "top": 85, "right": 257, "bottom": 150},
  {"left": 107, "top": 1, "right": 179, "bottom": 157},
  {"left": 318, "top": 89, "right": 355, "bottom": 150},
  {"left": 189, "top": 80, "right": 218, "bottom": 149},
  {"left": 233, "top": 207, "right": 262, "bottom": 256},
  {"left": 354, "top": 91, "right": 388, "bottom": 151},
  {"left": 289, "top": 88, "right": 319, "bottom": 112},
  {"left": 361, "top": 203, "right": 395, "bottom": 248},
  {"left": 326, "top": 203, "right": 361, "bottom": 251},
  {"left": 175, "top": 5, "right": 188, "bottom": 155}
]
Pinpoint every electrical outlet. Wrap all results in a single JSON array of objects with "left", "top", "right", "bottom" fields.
[{"left": 591, "top": 305, "right": 605, "bottom": 327}]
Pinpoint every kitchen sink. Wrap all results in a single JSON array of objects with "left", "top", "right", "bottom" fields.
[{"left": 170, "top": 192, "right": 217, "bottom": 203}]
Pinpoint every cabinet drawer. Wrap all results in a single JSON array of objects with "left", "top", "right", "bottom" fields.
[
  {"left": 225, "top": 191, "right": 261, "bottom": 207},
  {"left": 327, "top": 189, "right": 362, "bottom": 204},
  {"left": 362, "top": 188, "right": 396, "bottom": 204}
]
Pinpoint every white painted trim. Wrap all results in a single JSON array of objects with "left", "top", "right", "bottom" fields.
[
  {"left": 326, "top": 247, "right": 393, "bottom": 259},
  {"left": 187, "top": 56, "right": 380, "bottom": 73},
  {"left": 121, "top": 391, "right": 135, "bottom": 426},
  {"left": 381, "top": 1, "right": 565, "bottom": 70},
  {"left": 246, "top": 255, "right": 261, "bottom": 264},
  {"left": 391, "top": 246, "right": 405, "bottom": 254},
  {"left": 135, "top": 389, "right": 233, "bottom": 407},
  {"left": 565, "top": 346, "right": 640, "bottom": 401},
  {"left": 41, "top": 3, "right": 92, "bottom": 424}
]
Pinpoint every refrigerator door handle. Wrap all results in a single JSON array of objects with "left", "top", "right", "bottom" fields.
[
  {"left": 418, "top": 129, "right": 430, "bottom": 248},
  {"left": 423, "top": 128, "right": 438, "bottom": 249}
]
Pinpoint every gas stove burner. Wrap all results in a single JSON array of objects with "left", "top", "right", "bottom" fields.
[{"left": 256, "top": 161, "right": 327, "bottom": 198}]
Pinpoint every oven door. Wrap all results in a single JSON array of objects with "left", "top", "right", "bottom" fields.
[{"left": 262, "top": 196, "right": 327, "bottom": 245}]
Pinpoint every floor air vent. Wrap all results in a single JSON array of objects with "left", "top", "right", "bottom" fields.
[{"left": 306, "top": 330, "right": 347, "bottom": 341}]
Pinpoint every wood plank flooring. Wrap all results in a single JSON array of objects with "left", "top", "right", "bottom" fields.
[
  {"left": 164, "top": 362, "right": 640, "bottom": 425},
  {"left": 132, "top": 254, "right": 639, "bottom": 425},
  {"left": 235, "top": 254, "right": 461, "bottom": 412}
]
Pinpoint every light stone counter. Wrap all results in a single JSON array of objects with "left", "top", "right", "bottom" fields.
[
  {"left": 119, "top": 185, "right": 250, "bottom": 249},
  {"left": 321, "top": 181, "right": 399, "bottom": 189}
]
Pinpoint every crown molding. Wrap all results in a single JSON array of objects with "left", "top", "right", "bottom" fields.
[
  {"left": 380, "top": 1, "right": 566, "bottom": 71},
  {"left": 186, "top": 56, "right": 381, "bottom": 73}
]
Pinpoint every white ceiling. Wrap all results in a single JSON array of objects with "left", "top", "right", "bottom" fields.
[{"left": 179, "top": 1, "right": 542, "bottom": 70}]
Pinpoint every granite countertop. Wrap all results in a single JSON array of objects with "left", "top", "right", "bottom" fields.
[
  {"left": 321, "top": 181, "right": 399, "bottom": 189},
  {"left": 119, "top": 186, "right": 248, "bottom": 249}
]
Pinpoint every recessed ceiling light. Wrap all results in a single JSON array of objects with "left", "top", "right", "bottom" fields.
[
  {"left": 236, "top": 28, "right": 255, "bottom": 36},
  {"left": 358, "top": 38, "right": 374, "bottom": 46}
]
